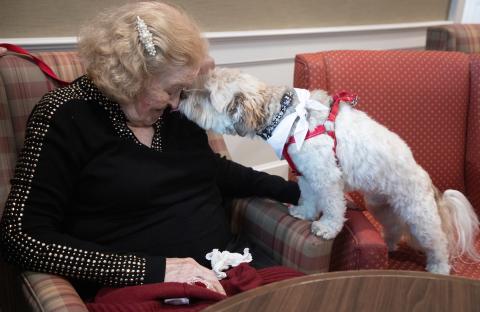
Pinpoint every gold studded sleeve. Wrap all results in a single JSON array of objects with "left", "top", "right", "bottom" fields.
[{"left": 0, "top": 90, "right": 165, "bottom": 286}]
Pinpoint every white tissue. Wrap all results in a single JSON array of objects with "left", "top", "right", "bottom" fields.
[{"left": 206, "top": 248, "right": 253, "bottom": 280}]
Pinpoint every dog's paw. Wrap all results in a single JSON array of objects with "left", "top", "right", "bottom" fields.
[
  {"left": 311, "top": 220, "right": 342, "bottom": 240},
  {"left": 288, "top": 205, "right": 317, "bottom": 221},
  {"left": 426, "top": 262, "right": 450, "bottom": 275}
]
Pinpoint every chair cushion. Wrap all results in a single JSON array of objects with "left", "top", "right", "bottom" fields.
[
  {"left": 386, "top": 240, "right": 480, "bottom": 279},
  {"left": 359, "top": 200, "right": 480, "bottom": 278},
  {"left": 294, "top": 50, "right": 470, "bottom": 193},
  {"left": 426, "top": 24, "right": 480, "bottom": 53}
]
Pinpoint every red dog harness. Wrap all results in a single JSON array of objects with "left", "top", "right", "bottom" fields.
[{"left": 282, "top": 91, "right": 358, "bottom": 176}]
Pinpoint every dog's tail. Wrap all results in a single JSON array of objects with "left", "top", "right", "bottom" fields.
[{"left": 435, "top": 187, "right": 480, "bottom": 261}]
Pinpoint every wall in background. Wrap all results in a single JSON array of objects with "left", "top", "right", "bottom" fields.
[{"left": 0, "top": 0, "right": 450, "bottom": 38}]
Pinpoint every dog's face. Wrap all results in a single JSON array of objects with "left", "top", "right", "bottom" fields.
[{"left": 179, "top": 68, "right": 270, "bottom": 137}]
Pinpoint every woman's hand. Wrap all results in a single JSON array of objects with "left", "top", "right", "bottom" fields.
[{"left": 164, "top": 257, "right": 226, "bottom": 295}]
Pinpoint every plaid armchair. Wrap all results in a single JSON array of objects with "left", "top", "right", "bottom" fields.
[
  {"left": 294, "top": 50, "right": 480, "bottom": 278},
  {"left": 426, "top": 23, "right": 480, "bottom": 53},
  {"left": 0, "top": 50, "right": 386, "bottom": 311}
]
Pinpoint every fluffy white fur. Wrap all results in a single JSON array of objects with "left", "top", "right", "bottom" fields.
[{"left": 179, "top": 68, "right": 480, "bottom": 274}]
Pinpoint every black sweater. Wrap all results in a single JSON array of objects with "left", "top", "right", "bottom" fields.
[{"left": 0, "top": 76, "right": 299, "bottom": 288}]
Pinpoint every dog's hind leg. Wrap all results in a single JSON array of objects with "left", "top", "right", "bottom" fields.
[
  {"left": 393, "top": 195, "right": 450, "bottom": 274},
  {"left": 364, "top": 194, "right": 405, "bottom": 252}
]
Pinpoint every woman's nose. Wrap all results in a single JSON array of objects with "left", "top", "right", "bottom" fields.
[{"left": 168, "top": 93, "right": 181, "bottom": 110}]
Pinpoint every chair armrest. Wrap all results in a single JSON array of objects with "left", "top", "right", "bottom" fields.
[
  {"left": 21, "top": 271, "right": 88, "bottom": 312},
  {"left": 232, "top": 197, "right": 333, "bottom": 274},
  {"left": 329, "top": 207, "right": 388, "bottom": 271},
  {"left": 231, "top": 198, "right": 388, "bottom": 274}
]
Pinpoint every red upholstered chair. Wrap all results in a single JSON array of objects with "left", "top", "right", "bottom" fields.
[
  {"left": 294, "top": 50, "right": 480, "bottom": 277},
  {"left": 426, "top": 24, "right": 480, "bottom": 53}
]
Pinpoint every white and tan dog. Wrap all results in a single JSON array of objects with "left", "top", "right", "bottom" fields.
[{"left": 179, "top": 67, "right": 480, "bottom": 274}]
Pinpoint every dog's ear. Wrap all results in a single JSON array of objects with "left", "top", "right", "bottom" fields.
[
  {"left": 227, "top": 90, "right": 271, "bottom": 137},
  {"left": 227, "top": 93, "right": 249, "bottom": 137}
]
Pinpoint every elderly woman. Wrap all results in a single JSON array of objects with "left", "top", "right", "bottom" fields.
[{"left": 0, "top": 1, "right": 299, "bottom": 299}]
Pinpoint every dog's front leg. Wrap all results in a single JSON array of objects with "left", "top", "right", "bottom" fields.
[
  {"left": 289, "top": 139, "right": 347, "bottom": 240},
  {"left": 309, "top": 172, "right": 346, "bottom": 240},
  {"left": 289, "top": 176, "right": 318, "bottom": 221}
]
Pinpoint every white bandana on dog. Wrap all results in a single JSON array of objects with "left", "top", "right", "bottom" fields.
[{"left": 267, "top": 88, "right": 326, "bottom": 158}]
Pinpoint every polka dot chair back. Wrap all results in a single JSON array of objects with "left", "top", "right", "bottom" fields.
[{"left": 294, "top": 50, "right": 475, "bottom": 211}]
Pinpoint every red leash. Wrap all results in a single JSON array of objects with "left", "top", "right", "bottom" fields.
[
  {"left": 282, "top": 91, "right": 358, "bottom": 176},
  {"left": 0, "top": 43, "right": 71, "bottom": 87}
]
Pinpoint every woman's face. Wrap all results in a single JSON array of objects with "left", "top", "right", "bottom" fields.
[{"left": 123, "top": 66, "right": 200, "bottom": 127}]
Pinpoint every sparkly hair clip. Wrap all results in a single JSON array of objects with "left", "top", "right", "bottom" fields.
[{"left": 136, "top": 16, "right": 156, "bottom": 56}]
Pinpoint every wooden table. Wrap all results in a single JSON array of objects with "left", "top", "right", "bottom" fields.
[{"left": 204, "top": 270, "right": 480, "bottom": 312}]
